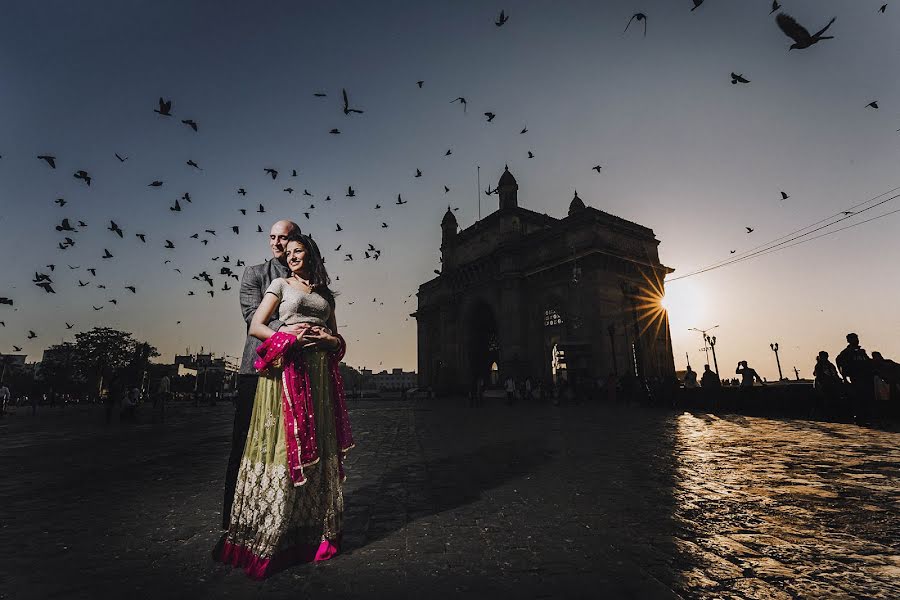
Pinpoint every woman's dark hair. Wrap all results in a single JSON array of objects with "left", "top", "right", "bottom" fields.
[{"left": 285, "top": 231, "right": 337, "bottom": 308}]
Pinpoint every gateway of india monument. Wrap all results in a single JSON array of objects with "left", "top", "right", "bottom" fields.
[{"left": 412, "top": 166, "right": 675, "bottom": 396}]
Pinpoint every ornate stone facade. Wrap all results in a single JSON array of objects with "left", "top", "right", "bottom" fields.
[{"left": 412, "top": 167, "right": 675, "bottom": 395}]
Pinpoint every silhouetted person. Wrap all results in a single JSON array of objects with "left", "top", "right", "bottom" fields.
[
  {"left": 871, "top": 351, "right": 900, "bottom": 407},
  {"left": 836, "top": 333, "right": 875, "bottom": 422},
  {"left": 700, "top": 364, "right": 720, "bottom": 388},
  {"left": 683, "top": 365, "right": 698, "bottom": 388},
  {"left": 736, "top": 361, "right": 764, "bottom": 387},
  {"left": 0, "top": 383, "right": 9, "bottom": 416},
  {"left": 813, "top": 351, "right": 843, "bottom": 419},
  {"left": 505, "top": 376, "right": 516, "bottom": 405},
  {"left": 871, "top": 352, "right": 900, "bottom": 385}
]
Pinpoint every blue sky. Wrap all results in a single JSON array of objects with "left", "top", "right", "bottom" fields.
[{"left": 1, "top": 0, "right": 898, "bottom": 378}]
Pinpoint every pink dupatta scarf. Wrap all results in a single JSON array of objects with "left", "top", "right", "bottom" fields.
[{"left": 253, "top": 330, "right": 354, "bottom": 487}]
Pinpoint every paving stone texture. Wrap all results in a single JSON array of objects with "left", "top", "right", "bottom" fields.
[{"left": 0, "top": 399, "right": 898, "bottom": 599}]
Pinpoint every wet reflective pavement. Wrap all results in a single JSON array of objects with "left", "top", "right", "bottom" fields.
[
  {"left": 673, "top": 413, "right": 900, "bottom": 599},
  {"left": 0, "top": 401, "right": 897, "bottom": 598}
]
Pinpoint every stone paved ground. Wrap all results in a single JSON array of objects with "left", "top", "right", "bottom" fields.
[{"left": 0, "top": 399, "right": 898, "bottom": 599}]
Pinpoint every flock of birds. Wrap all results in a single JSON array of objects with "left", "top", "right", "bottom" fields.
[{"left": 1, "top": 4, "right": 896, "bottom": 359}]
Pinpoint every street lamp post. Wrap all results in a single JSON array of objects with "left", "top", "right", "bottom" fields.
[
  {"left": 689, "top": 325, "right": 719, "bottom": 367},
  {"left": 770, "top": 342, "right": 783, "bottom": 381},
  {"left": 706, "top": 334, "right": 720, "bottom": 376}
]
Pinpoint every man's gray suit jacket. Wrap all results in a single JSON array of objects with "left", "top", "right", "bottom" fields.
[{"left": 239, "top": 258, "right": 290, "bottom": 374}]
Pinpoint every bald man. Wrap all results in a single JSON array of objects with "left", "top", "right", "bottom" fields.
[{"left": 222, "top": 220, "right": 303, "bottom": 529}]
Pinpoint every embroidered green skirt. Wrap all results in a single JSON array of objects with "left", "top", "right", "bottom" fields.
[{"left": 219, "top": 349, "right": 343, "bottom": 579}]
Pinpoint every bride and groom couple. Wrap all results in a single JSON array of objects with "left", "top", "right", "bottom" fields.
[{"left": 214, "top": 219, "right": 354, "bottom": 580}]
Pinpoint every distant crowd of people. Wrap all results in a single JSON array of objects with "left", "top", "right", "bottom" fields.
[{"left": 678, "top": 332, "right": 899, "bottom": 423}]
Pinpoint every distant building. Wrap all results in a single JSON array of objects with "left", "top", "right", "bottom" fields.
[
  {"left": 372, "top": 368, "right": 417, "bottom": 391},
  {"left": 413, "top": 166, "right": 675, "bottom": 395},
  {"left": 174, "top": 353, "right": 239, "bottom": 395}
]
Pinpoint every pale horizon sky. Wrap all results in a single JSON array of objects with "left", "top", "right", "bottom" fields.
[{"left": 1, "top": 0, "right": 899, "bottom": 380}]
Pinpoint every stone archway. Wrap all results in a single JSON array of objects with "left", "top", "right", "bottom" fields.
[{"left": 465, "top": 298, "right": 500, "bottom": 388}]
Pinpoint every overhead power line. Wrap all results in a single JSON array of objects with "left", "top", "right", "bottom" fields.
[{"left": 667, "top": 186, "right": 900, "bottom": 283}]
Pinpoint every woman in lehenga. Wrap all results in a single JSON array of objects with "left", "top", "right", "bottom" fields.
[{"left": 214, "top": 230, "right": 354, "bottom": 579}]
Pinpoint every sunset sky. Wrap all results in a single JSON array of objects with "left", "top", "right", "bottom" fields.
[{"left": 1, "top": 0, "right": 898, "bottom": 379}]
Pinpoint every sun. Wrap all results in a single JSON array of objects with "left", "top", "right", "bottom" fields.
[{"left": 659, "top": 294, "right": 670, "bottom": 312}]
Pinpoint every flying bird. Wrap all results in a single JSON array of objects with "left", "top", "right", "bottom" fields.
[
  {"left": 336, "top": 223, "right": 343, "bottom": 232},
  {"left": 415, "top": 169, "right": 422, "bottom": 177},
  {"left": 879, "top": 4, "right": 887, "bottom": 13},
  {"left": 238, "top": 188, "right": 247, "bottom": 196},
  {"left": 164, "top": 240, "right": 175, "bottom": 249},
  {"left": 283, "top": 187, "right": 294, "bottom": 194},
  {"left": 115, "top": 153, "right": 128, "bottom": 162},
  {"left": 232, "top": 226, "right": 240, "bottom": 234},
  {"left": 770, "top": 1, "right": 781, "bottom": 15},
  {"left": 102, "top": 249, "right": 113, "bottom": 258},
  {"left": 73, "top": 170, "right": 92, "bottom": 186},
  {"left": 136, "top": 233, "right": 146, "bottom": 242},
  {"left": 445, "top": 149, "right": 452, "bottom": 156},
  {"left": 780, "top": 191, "right": 789, "bottom": 200},
  {"left": 181, "top": 119, "right": 198, "bottom": 132},
  {"left": 303, "top": 189, "right": 313, "bottom": 196},
  {"left": 341, "top": 89, "right": 364, "bottom": 115},
  {"left": 54, "top": 198, "right": 66, "bottom": 207},
  {"left": 37, "top": 155, "right": 56, "bottom": 168},
  {"left": 108, "top": 221, "right": 123, "bottom": 238},
  {"left": 731, "top": 72, "right": 750, "bottom": 84},
  {"left": 527, "top": 151, "right": 534, "bottom": 158},
  {"left": 775, "top": 13, "right": 835, "bottom": 50},
  {"left": 691, "top": 0, "right": 704, "bottom": 11},
  {"left": 592, "top": 165, "right": 602, "bottom": 173},
  {"left": 154, "top": 97, "right": 172, "bottom": 116},
  {"left": 27, "top": 331, "right": 37, "bottom": 339},
  {"left": 181, "top": 192, "right": 191, "bottom": 203},
  {"left": 186, "top": 159, "right": 201, "bottom": 170},
  {"left": 257, "top": 204, "right": 265, "bottom": 213},
  {"left": 65, "top": 323, "right": 74, "bottom": 329},
  {"left": 148, "top": 180, "right": 164, "bottom": 187},
  {"left": 125, "top": 286, "right": 136, "bottom": 294},
  {"left": 396, "top": 194, "right": 407, "bottom": 205},
  {"left": 314, "top": 92, "right": 327, "bottom": 97},
  {"left": 495, "top": 10, "right": 509, "bottom": 26},
  {"left": 745, "top": 227, "right": 754, "bottom": 233},
  {"left": 450, "top": 97, "right": 467, "bottom": 112},
  {"left": 264, "top": 168, "right": 278, "bottom": 179},
  {"left": 416, "top": 80, "right": 424, "bottom": 88},
  {"left": 346, "top": 186, "right": 355, "bottom": 197},
  {"left": 866, "top": 101, "right": 879, "bottom": 109},
  {"left": 170, "top": 199, "right": 181, "bottom": 212},
  {"left": 624, "top": 13, "right": 647, "bottom": 36},
  {"left": 329, "top": 128, "right": 341, "bottom": 135},
  {"left": 484, "top": 112, "right": 496, "bottom": 122}
]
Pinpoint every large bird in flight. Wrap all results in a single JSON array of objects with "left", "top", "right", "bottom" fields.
[
  {"left": 154, "top": 97, "right": 172, "bottom": 116},
  {"left": 342, "top": 89, "right": 364, "bottom": 115},
  {"left": 624, "top": 13, "right": 647, "bottom": 36},
  {"left": 775, "top": 13, "right": 835, "bottom": 50}
]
